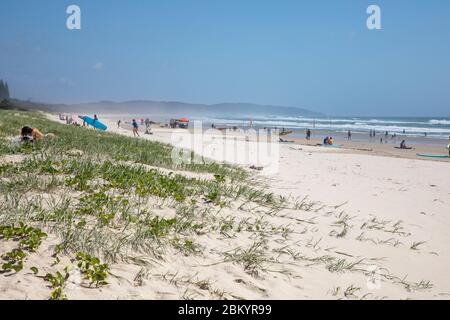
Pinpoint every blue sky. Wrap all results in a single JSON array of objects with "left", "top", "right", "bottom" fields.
[{"left": 1, "top": 0, "right": 449, "bottom": 116}]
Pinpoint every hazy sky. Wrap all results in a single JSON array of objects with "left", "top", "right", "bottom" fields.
[{"left": 1, "top": 0, "right": 450, "bottom": 116}]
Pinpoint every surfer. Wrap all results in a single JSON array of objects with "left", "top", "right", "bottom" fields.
[{"left": 132, "top": 119, "right": 140, "bottom": 137}]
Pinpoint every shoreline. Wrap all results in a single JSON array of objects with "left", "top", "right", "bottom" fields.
[
  {"left": 3, "top": 111, "right": 447, "bottom": 300},
  {"left": 96, "top": 115, "right": 450, "bottom": 163},
  {"left": 95, "top": 114, "right": 450, "bottom": 299}
]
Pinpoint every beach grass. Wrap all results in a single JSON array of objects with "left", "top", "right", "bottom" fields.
[
  {"left": 0, "top": 109, "right": 435, "bottom": 299},
  {"left": 0, "top": 110, "right": 247, "bottom": 180},
  {"left": 0, "top": 109, "right": 294, "bottom": 298}
]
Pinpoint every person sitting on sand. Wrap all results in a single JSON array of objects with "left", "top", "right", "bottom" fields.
[
  {"left": 20, "top": 126, "right": 44, "bottom": 142},
  {"left": 399, "top": 140, "right": 413, "bottom": 150},
  {"left": 323, "top": 136, "right": 329, "bottom": 145},
  {"left": 328, "top": 137, "right": 334, "bottom": 145},
  {"left": 132, "top": 119, "right": 140, "bottom": 137},
  {"left": 20, "top": 126, "right": 54, "bottom": 142}
]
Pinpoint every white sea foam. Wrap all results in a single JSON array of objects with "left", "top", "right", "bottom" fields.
[
  {"left": 429, "top": 119, "right": 450, "bottom": 125},
  {"left": 198, "top": 116, "right": 450, "bottom": 138}
]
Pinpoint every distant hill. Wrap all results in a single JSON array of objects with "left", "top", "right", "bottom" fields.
[
  {"left": 1, "top": 99, "right": 324, "bottom": 118},
  {"left": 0, "top": 99, "right": 55, "bottom": 112},
  {"left": 63, "top": 100, "right": 324, "bottom": 118}
]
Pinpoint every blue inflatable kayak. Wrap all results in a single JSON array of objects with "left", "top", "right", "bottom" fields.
[
  {"left": 79, "top": 116, "right": 108, "bottom": 131},
  {"left": 416, "top": 154, "right": 449, "bottom": 158}
]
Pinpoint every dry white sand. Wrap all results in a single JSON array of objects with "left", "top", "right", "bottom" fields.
[
  {"left": 105, "top": 119, "right": 450, "bottom": 299},
  {"left": 1, "top": 115, "right": 449, "bottom": 300}
]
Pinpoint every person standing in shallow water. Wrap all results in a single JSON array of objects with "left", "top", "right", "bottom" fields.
[
  {"left": 347, "top": 130, "right": 352, "bottom": 141},
  {"left": 306, "top": 129, "right": 311, "bottom": 140},
  {"left": 447, "top": 136, "right": 450, "bottom": 158}
]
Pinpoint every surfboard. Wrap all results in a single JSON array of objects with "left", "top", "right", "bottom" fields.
[
  {"left": 79, "top": 116, "right": 108, "bottom": 131},
  {"left": 279, "top": 130, "right": 293, "bottom": 136},
  {"left": 416, "top": 153, "right": 449, "bottom": 158},
  {"left": 320, "top": 144, "right": 342, "bottom": 148}
]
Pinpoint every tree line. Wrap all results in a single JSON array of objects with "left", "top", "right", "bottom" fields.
[{"left": 0, "top": 80, "right": 10, "bottom": 100}]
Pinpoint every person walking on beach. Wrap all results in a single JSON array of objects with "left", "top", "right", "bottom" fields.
[
  {"left": 306, "top": 129, "right": 311, "bottom": 140},
  {"left": 347, "top": 130, "right": 352, "bottom": 141},
  {"left": 132, "top": 119, "right": 140, "bottom": 137},
  {"left": 447, "top": 137, "right": 450, "bottom": 158},
  {"left": 117, "top": 120, "right": 121, "bottom": 128},
  {"left": 144, "top": 118, "right": 153, "bottom": 135}
]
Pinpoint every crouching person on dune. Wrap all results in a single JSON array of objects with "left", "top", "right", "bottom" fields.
[{"left": 20, "top": 126, "right": 55, "bottom": 142}]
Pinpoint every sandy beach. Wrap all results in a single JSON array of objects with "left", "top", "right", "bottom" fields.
[
  {"left": 101, "top": 116, "right": 450, "bottom": 298},
  {"left": 3, "top": 0, "right": 450, "bottom": 306},
  {"left": 1, "top": 112, "right": 449, "bottom": 300}
]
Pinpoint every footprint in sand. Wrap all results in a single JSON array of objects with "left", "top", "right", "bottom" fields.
[{"left": 234, "top": 279, "right": 268, "bottom": 296}]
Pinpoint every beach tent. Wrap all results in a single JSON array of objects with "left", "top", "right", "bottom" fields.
[{"left": 169, "top": 118, "right": 189, "bottom": 129}]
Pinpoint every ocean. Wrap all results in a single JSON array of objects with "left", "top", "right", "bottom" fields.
[{"left": 195, "top": 116, "right": 450, "bottom": 140}]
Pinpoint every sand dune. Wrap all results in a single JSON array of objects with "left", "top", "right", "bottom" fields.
[
  {"left": 1, "top": 114, "right": 449, "bottom": 300},
  {"left": 99, "top": 117, "right": 450, "bottom": 299}
]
